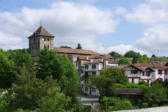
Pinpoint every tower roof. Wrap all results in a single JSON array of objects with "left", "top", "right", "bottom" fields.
[{"left": 28, "top": 26, "right": 54, "bottom": 38}]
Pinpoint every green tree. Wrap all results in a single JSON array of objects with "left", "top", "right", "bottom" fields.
[
  {"left": 37, "top": 47, "right": 79, "bottom": 103},
  {"left": 40, "top": 87, "right": 72, "bottom": 112},
  {"left": 89, "top": 67, "right": 128, "bottom": 97},
  {"left": 109, "top": 51, "right": 121, "bottom": 59},
  {"left": 144, "top": 81, "right": 167, "bottom": 105},
  {"left": 118, "top": 57, "right": 131, "bottom": 65},
  {"left": 10, "top": 66, "right": 51, "bottom": 110},
  {"left": 151, "top": 54, "right": 156, "bottom": 58},
  {"left": 139, "top": 55, "right": 149, "bottom": 63},
  {"left": 7, "top": 49, "right": 33, "bottom": 68},
  {"left": 124, "top": 51, "right": 141, "bottom": 63},
  {"left": 0, "top": 50, "right": 16, "bottom": 88},
  {"left": 76, "top": 43, "right": 82, "bottom": 49}
]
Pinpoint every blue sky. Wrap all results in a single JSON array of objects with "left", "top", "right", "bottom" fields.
[{"left": 0, "top": 0, "right": 168, "bottom": 56}]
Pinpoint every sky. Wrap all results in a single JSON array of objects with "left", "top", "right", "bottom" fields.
[{"left": 0, "top": 0, "right": 168, "bottom": 56}]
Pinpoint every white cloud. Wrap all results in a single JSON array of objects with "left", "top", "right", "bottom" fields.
[
  {"left": 0, "top": 31, "right": 25, "bottom": 50},
  {"left": 0, "top": 1, "right": 117, "bottom": 51},
  {"left": 135, "top": 24, "right": 168, "bottom": 54},
  {"left": 114, "top": 7, "right": 127, "bottom": 15},
  {"left": 107, "top": 44, "right": 147, "bottom": 55},
  {"left": 124, "top": 0, "right": 168, "bottom": 56},
  {"left": 148, "top": 0, "right": 168, "bottom": 9},
  {"left": 126, "top": 4, "right": 168, "bottom": 25}
]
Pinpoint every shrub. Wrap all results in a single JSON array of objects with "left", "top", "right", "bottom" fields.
[
  {"left": 141, "top": 102, "right": 149, "bottom": 108},
  {"left": 112, "top": 99, "right": 135, "bottom": 111},
  {"left": 100, "top": 97, "right": 135, "bottom": 111},
  {"left": 76, "top": 104, "right": 91, "bottom": 112},
  {"left": 13, "top": 109, "right": 37, "bottom": 112}
]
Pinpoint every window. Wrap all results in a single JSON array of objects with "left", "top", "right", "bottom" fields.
[
  {"left": 47, "top": 45, "right": 49, "bottom": 48},
  {"left": 85, "top": 65, "right": 88, "bottom": 69},
  {"left": 131, "top": 70, "right": 138, "bottom": 74},
  {"left": 92, "top": 64, "right": 96, "bottom": 69},
  {"left": 44, "top": 38, "right": 47, "bottom": 41},
  {"left": 92, "top": 88, "right": 96, "bottom": 92},
  {"left": 146, "top": 71, "right": 150, "bottom": 76},
  {"left": 158, "top": 70, "right": 162, "bottom": 74},
  {"left": 142, "top": 71, "right": 145, "bottom": 76},
  {"left": 48, "top": 38, "right": 50, "bottom": 41},
  {"left": 85, "top": 87, "right": 88, "bottom": 91}
]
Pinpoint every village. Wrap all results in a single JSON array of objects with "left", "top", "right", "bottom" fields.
[
  {"left": 0, "top": 0, "right": 168, "bottom": 111},
  {"left": 29, "top": 26, "right": 168, "bottom": 96}
]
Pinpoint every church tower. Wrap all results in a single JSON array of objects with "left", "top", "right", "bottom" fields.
[{"left": 28, "top": 26, "right": 55, "bottom": 57}]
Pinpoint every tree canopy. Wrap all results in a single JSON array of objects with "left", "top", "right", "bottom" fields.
[
  {"left": 124, "top": 50, "right": 141, "bottom": 63},
  {"left": 37, "top": 47, "right": 79, "bottom": 103},
  {"left": 89, "top": 67, "right": 128, "bottom": 97},
  {"left": 118, "top": 57, "right": 131, "bottom": 65},
  {"left": 0, "top": 50, "right": 16, "bottom": 88},
  {"left": 109, "top": 51, "right": 121, "bottom": 59},
  {"left": 76, "top": 43, "right": 82, "bottom": 49},
  {"left": 144, "top": 81, "right": 167, "bottom": 105}
]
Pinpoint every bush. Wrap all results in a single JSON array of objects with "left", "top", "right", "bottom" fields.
[
  {"left": 13, "top": 109, "right": 37, "bottom": 112},
  {"left": 112, "top": 99, "right": 135, "bottom": 111},
  {"left": 76, "top": 104, "right": 91, "bottom": 112},
  {"left": 139, "top": 81, "right": 149, "bottom": 86},
  {"left": 141, "top": 102, "right": 149, "bottom": 108},
  {"left": 100, "top": 97, "right": 136, "bottom": 111},
  {"left": 115, "top": 83, "right": 148, "bottom": 89}
]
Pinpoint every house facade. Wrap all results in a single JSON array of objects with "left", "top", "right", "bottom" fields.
[
  {"left": 118, "top": 62, "right": 167, "bottom": 84},
  {"left": 77, "top": 55, "right": 118, "bottom": 96}
]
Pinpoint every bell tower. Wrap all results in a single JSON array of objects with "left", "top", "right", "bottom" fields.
[{"left": 28, "top": 26, "right": 55, "bottom": 57}]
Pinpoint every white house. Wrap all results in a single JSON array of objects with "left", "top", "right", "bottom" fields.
[
  {"left": 77, "top": 54, "right": 118, "bottom": 96},
  {"left": 118, "top": 62, "right": 167, "bottom": 84}
]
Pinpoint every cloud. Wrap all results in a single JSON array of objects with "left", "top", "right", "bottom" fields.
[
  {"left": 126, "top": 4, "right": 168, "bottom": 25},
  {"left": 135, "top": 24, "right": 168, "bottom": 54},
  {"left": 114, "top": 7, "right": 127, "bottom": 15},
  {"left": 0, "top": 31, "right": 25, "bottom": 50},
  {"left": 107, "top": 44, "right": 147, "bottom": 55},
  {"left": 0, "top": 1, "right": 117, "bottom": 51},
  {"left": 123, "top": 0, "right": 168, "bottom": 56}
]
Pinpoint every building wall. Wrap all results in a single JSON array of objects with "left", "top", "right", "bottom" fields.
[{"left": 29, "top": 36, "right": 54, "bottom": 57}]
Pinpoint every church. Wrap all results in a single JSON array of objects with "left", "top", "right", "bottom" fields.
[{"left": 28, "top": 25, "right": 99, "bottom": 62}]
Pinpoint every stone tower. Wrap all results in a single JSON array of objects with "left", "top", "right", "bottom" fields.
[{"left": 28, "top": 26, "right": 55, "bottom": 57}]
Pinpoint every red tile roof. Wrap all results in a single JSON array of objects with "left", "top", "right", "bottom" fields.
[
  {"left": 117, "top": 62, "right": 168, "bottom": 71},
  {"left": 28, "top": 26, "right": 54, "bottom": 38},
  {"left": 53, "top": 48, "right": 99, "bottom": 55}
]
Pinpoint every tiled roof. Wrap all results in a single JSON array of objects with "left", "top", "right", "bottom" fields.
[
  {"left": 28, "top": 26, "right": 54, "bottom": 38},
  {"left": 53, "top": 48, "right": 98, "bottom": 55},
  {"left": 117, "top": 62, "right": 168, "bottom": 71},
  {"left": 133, "top": 62, "right": 167, "bottom": 69}
]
